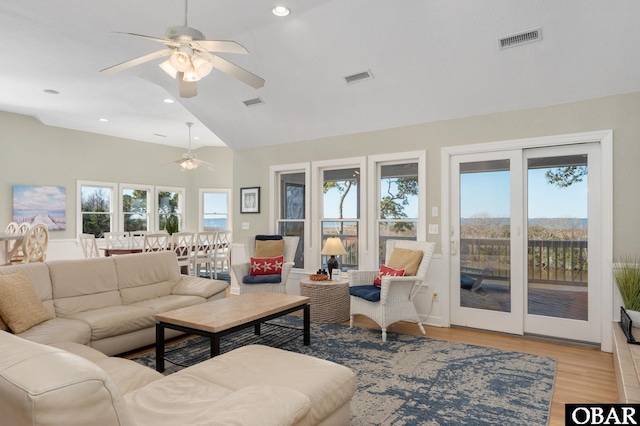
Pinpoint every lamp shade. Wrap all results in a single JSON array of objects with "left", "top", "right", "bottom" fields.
[{"left": 321, "top": 237, "right": 347, "bottom": 256}]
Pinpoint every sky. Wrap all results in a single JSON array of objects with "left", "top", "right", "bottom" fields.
[{"left": 460, "top": 168, "right": 588, "bottom": 219}]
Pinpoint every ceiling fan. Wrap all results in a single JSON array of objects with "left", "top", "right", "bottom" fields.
[
  {"left": 100, "top": 0, "right": 265, "bottom": 98},
  {"left": 175, "top": 122, "right": 215, "bottom": 171}
]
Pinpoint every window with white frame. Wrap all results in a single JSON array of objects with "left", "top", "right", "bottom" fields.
[
  {"left": 321, "top": 166, "right": 361, "bottom": 271},
  {"left": 157, "top": 186, "right": 185, "bottom": 231},
  {"left": 200, "top": 189, "right": 231, "bottom": 231},
  {"left": 277, "top": 171, "right": 306, "bottom": 268},
  {"left": 121, "top": 184, "right": 153, "bottom": 232},
  {"left": 77, "top": 181, "right": 117, "bottom": 237},
  {"left": 369, "top": 151, "right": 426, "bottom": 266}
]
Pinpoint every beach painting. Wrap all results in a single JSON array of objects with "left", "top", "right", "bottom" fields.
[{"left": 13, "top": 185, "right": 66, "bottom": 231}]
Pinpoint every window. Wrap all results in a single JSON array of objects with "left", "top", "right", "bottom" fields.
[
  {"left": 278, "top": 172, "right": 306, "bottom": 268},
  {"left": 77, "top": 181, "right": 117, "bottom": 237},
  {"left": 320, "top": 164, "right": 362, "bottom": 271},
  {"left": 369, "top": 151, "right": 426, "bottom": 266},
  {"left": 121, "top": 184, "right": 152, "bottom": 232},
  {"left": 200, "top": 189, "right": 231, "bottom": 231},
  {"left": 157, "top": 186, "right": 185, "bottom": 231}
]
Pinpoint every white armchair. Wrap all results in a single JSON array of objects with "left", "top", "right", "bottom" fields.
[
  {"left": 232, "top": 236, "right": 299, "bottom": 294},
  {"left": 349, "top": 239, "right": 436, "bottom": 342}
]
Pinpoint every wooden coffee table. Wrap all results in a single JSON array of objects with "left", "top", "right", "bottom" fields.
[{"left": 155, "top": 292, "right": 310, "bottom": 372}]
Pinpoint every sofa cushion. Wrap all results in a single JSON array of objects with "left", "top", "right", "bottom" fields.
[
  {"left": 64, "top": 305, "right": 156, "bottom": 341},
  {"left": 387, "top": 247, "right": 423, "bottom": 276},
  {"left": 243, "top": 274, "right": 282, "bottom": 284},
  {"left": 0, "top": 332, "right": 135, "bottom": 426},
  {"left": 18, "top": 317, "right": 91, "bottom": 346},
  {"left": 49, "top": 257, "right": 122, "bottom": 317},
  {"left": 183, "top": 344, "right": 356, "bottom": 426},
  {"left": 112, "top": 251, "right": 182, "bottom": 304},
  {"left": 129, "top": 294, "right": 205, "bottom": 314},
  {"left": 0, "top": 272, "right": 53, "bottom": 333},
  {"left": 349, "top": 285, "right": 382, "bottom": 302}
]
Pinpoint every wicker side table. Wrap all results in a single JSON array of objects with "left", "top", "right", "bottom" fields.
[{"left": 299, "top": 278, "right": 350, "bottom": 323}]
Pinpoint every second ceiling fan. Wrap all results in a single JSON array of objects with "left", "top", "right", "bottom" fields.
[{"left": 100, "top": 0, "right": 265, "bottom": 98}]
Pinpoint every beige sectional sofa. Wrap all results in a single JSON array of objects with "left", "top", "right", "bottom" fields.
[
  {"left": 0, "top": 250, "right": 228, "bottom": 355},
  {"left": 0, "top": 333, "right": 356, "bottom": 425}
]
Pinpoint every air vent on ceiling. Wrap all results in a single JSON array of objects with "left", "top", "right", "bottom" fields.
[
  {"left": 242, "top": 97, "right": 265, "bottom": 107},
  {"left": 344, "top": 70, "right": 373, "bottom": 85},
  {"left": 498, "top": 27, "right": 542, "bottom": 49}
]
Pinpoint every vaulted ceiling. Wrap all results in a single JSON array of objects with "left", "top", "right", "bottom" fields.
[{"left": 1, "top": 1, "right": 639, "bottom": 152}]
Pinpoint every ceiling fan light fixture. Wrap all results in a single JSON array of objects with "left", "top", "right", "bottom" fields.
[
  {"left": 192, "top": 54, "right": 213, "bottom": 78},
  {"left": 170, "top": 46, "right": 193, "bottom": 72},
  {"left": 183, "top": 65, "right": 199, "bottom": 82},
  {"left": 159, "top": 59, "right": 178, "bottom": 78},
  {"left": 180, "top": 159, "right": 199, "bottom": 170}
]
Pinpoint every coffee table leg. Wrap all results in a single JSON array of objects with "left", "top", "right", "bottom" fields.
[
  {"left": 156, "top": 323, "right": 165, "bottom": 372},
  {"left": 303, "top": 304, "right": 310, "bottom": 346},
  {"left": 211, "top": 335, "right": 221, "bottom": 357}
]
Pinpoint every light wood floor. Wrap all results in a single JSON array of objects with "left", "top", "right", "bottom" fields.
[{"left": 364, "top": 317, "right": 618, "bottom": 426}]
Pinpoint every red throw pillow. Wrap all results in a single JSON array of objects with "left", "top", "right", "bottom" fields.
[
  {"left": 373, "top": 264, "right": 406, "bottom": 286},
  {"left": 249, "top": 256, "right": 284, "bottom": 276}
]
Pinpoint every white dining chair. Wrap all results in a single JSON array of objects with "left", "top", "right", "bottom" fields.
[
  {"left": 212, "top": 230, "right": 232, "bottom": 279},
  {"left": 170, "top": 231, "right": 195, "bottom": 274},
  {"left": 79, "top": 233, "right": 100, "bottom": 258},
  {"left": 22, "top": 224, "right": 49, "bottom": 263},
  {"left": 192, "top": 231, "right": 217, "bottom": 278},
  {"left": 143, "top": 233, "right": 169, "bottom": 252},
  {"left": 104, "top": 232, "right": 130, "bottom": 248}
]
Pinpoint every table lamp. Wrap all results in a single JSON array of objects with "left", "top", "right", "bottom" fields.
[{"left": 321, "top": 237, "right": 347, "bottom": 280}]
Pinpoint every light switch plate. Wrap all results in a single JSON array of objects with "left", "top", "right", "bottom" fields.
[
  {"left": 432, "top": 207, "right": 439, "bottom": 217},
  {"left": 242, "top": 222, "right": 250, "bottom": 230},
  {"left": 428, "top": 224, "right": 439, "bottom": 234}
]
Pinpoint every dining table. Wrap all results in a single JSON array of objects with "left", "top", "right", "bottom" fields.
[{"left": 0, "top": 232, "right": 25, "bottom": 265}]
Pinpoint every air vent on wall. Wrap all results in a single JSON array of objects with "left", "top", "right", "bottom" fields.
[
  {"left": 243, "top": 97, "right": 264, "bottom": 107},
  {"left": 344, "top": 70, "right": 373, "bottom": 85},
  {"left": 498, "top": 27, "right": 542, "bottom": 49}
]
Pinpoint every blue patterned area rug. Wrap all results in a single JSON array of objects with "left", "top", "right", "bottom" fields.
[{"left": 130, "top": 316, "right": 556, "bottom": 425}]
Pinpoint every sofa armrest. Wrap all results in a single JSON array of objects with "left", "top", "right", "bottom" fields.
[{"left": 171, "top": 276, "right": 228, "bottom": 299}]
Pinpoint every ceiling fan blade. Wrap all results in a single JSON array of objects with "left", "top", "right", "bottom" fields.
[
  {"left": 190, "top": 40, "right": 248, "bottom": 54},
  {"left": 194, "top": 158, "right": 216, "bottom": 171},
  {"left": 178, "top": 73, "right": 197, "bottom": 98},
  {"left": 101, "top": 49, "right": 173, "bottom": 74},
  {"left": 113, "top": 32, "right": 180, "bottom": 48},
  {"left": 210, "top": 55, "right": 265, "bottom": 89}
]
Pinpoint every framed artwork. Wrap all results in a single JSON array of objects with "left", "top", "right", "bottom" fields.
[
  {"left": 284, "top": 183, "right": 304, "bottom": 219},
  {"left": 13, "top": 185, "right": 66, "bottom": 231},
  {"left": 240, "top": 187, "right": 260, "bottom": 214}
]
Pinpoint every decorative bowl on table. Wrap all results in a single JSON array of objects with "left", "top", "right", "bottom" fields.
[{"left": 309, "top": 274, "right": 329, "bottom": 281}]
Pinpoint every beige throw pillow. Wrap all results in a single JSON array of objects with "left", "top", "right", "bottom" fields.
[
  {"left": 0, "top": 272, "right": 53, "bottom": 334},
  {"left": 387, "top": 248, "right": 424, "bottom": 277},
  {"left": 254, "top": 239, "right": 285, "bottom": 258}
]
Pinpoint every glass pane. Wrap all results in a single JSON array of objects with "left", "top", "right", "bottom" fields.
[
  {"left": 81, "top": 186, "right": 110, "bottom": 212},
  {"left": 322, "top": 221, "right": 358, "bottom": 271},
  {"left": 280, "top": 173, "right": 305, "bottom": 220},
  {"left": 82, "top": 213, "right": 110, "bottom": 236},
  {"left": 527, "top": 155, "right": 588, "bottom": 321},
  {"left": 203, "top": 192, "right": 228, "bottom": 230},
  {"left": 459, "top": 159, "right": 511, "bottom": 312},
  {"left": 278, "top": 221, "right": 304, "bottom": 268},
  {"left": 323, "top": 168, "right": 359, "bottom": 219},
  {"left": 158, "top": 191, "right": 180, "bottom": 215},
  {"left": 378, "top": 221, "right": 417, "bottom": 265}
]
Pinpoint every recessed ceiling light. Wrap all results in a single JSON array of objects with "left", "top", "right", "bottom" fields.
[
  {"left": 272, "top": 6, "right": 290, "bottom": 17},
  {"left": 163, "top": 98, "right": 175, "bottom": 104},
  {"left": 98, "top": 118, "right": 109, "bottom": 122},
  {"left": 43, "top": 89, "right": 59, "bottom": 95},
  {"left": 193, "top": 136, "right": 200, "bottom": 140}
]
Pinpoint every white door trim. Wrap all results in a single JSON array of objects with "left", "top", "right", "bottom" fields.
[{"left": 441, "top": 130, "right": 613, "bottom": 352}]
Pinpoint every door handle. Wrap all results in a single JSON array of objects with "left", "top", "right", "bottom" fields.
[{"left": 450, "top": 240, "right": 457, "bottom": 255}]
